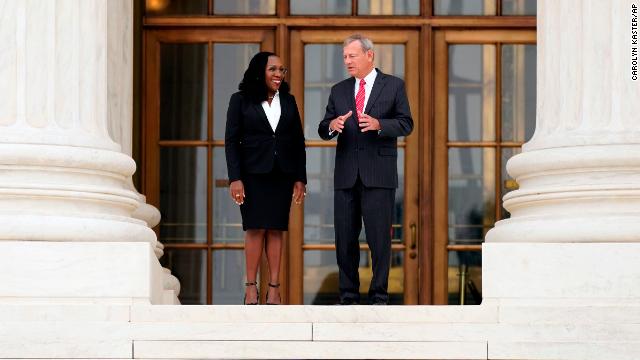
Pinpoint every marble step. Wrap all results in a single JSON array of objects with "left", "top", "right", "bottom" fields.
[
  {"left": 3, "top": 319, "right": 638, "bottom": 343},
  {"left": 132, "top": 340, "right": 640, "bottom": 360},
  {"left": 311, "top": 322, "right": 640, "bottom": 343},
  {"left": 0, "top": 304, "right": 130, "bottom": 321},
  {"left": 133, "top": 340, "right": 488, "bottom": 360},
  {"left": 130, "top": 304, "right": 498, "bottom": 323},
  {"left": 488, "top": 341, "right": 640, "bottom": 360},
  {"left": 4, "top": 303, "right": 640, "bottom": 325},
  {"left": 0, "top": 338, "right": 131, "bottom": 358},
  {"left": 498, "top": 304, "right": 640, "bottom": 324},
  {"left": 131, "top": 322, "right": 312, "bottom": 341},
  {"left": 2, "top": 304, "right": 640, "bottom": 359}
]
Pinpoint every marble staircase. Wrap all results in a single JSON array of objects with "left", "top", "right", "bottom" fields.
[{"left": 1, "top": 303, "right": 639, "bottom": 359}]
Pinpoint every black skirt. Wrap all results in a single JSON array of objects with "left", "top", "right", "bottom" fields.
[{"left": 240, "top": 166, "right": 295, "bottom": 231}]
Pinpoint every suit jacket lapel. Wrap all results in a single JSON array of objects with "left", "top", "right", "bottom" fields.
[
  {"left": 253, "top": 101, "right": 275, "bottom": 134},
  {"left": 347, "top": 77, "right": 358, "bottom": 124},
  {"left": 274, "top": 95, "right": 287, "bottom": 134},
  {"left": 364, "top": 70, "right": 387, "bottom": 115}
]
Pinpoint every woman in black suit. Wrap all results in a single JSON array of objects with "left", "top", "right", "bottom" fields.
[{"left": 225, "top": 52, "right": 306, "bottom": 305}]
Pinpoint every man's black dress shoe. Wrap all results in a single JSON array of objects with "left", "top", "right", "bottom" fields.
[
  {"left": 369, "top": 298, "right": 388, "bottom": 305},
  {"left": 338, "top": 298, "right": 359, "bottom": 305}
]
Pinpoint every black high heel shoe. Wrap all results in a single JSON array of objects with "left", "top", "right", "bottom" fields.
[
  {"left": 243, "top": 281, "right": 259, "bottom": 305},
  {"left": 266, "top": 283, "right": 281, "bottom": 305}
]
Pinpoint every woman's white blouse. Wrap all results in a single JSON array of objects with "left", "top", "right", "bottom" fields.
[{"left": 261, "top": 91, "right": 281, "bottom": 132}]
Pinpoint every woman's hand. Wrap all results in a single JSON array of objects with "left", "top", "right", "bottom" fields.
[
  {"left": 229, "top": 180, "right": 245, "bottom": 205},
  {"left": 292, "top": 181, "right": 306, "bottom": 205}
]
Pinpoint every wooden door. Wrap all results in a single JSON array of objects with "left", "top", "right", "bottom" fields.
[
  {"left": 288, "top": 30, "right": 421, "bottom": 304},
  {"left": 143, "top": 29, "right": 275, "bottom": 304},
  {"left": 433, "top": 29, "right": 537, "bottom": 304}
]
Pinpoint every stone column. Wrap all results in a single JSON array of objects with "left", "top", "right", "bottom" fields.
[
  {"left": 106, "top": 0, "right": 180, "bottom": 303},
  {"left": 484, "top": 0, "right": 640, "bottom": 304},
  {"left": 0, "top": 0, "right": 176, "bottom": 304}
]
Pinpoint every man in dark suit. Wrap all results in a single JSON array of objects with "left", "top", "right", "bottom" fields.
[{"left": 318, "top": 34, "right": 413, "bottom": 305}]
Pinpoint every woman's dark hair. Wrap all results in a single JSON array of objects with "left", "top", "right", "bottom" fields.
[{"left": 238, "top": 51, "right": 290, "bottom": 103}]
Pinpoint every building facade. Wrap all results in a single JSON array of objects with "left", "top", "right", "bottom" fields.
[
  {"left": 139, "top": 0, "right": 537, "bottom": 305},
  {"left": 2, "top": 1, "right": 640, "bottom": 358}
]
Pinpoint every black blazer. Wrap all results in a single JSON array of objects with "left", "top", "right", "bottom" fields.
[
  {"left": 225, "top": 91, "right": 307, "bottom": 184},
  {"left": 318, "top": 70, "right": 413, "bottom": 189}
]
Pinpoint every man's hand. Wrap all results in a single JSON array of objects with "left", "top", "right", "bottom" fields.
[
  {"left": 329, "top": 111, "right": 353, "bottom": 133},
  {"left": 358, "top": 112, "right": 381, "bottom": 132}
]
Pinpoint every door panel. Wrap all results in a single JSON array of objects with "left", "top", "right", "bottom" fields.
[
  {"left": 144, "top": 29, "right": 274, "bottom": 304},
  {"left": 159, "top": 43, "right": 208, "bottom": 141},
  {"left": 433, "top": 30, "right": 536, "bottom": 305},
  {"left": 289, "top": 30, "right": 420, "bottom": 305}
]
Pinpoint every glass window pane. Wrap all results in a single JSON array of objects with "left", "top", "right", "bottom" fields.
[
  {"left": 303, "top": 250, "right": 404, "bottom": 304},
  {"left": 376, "top": 44, "right": 405, "bottom": 79},
  {"left": 304, "top": 44, "right": 347, "bottom": 139},
  {"left": 214, "top": 0, "right": 276, "bottom": 14},
  {"left": 214, "top": 43, "right": 261, "bottom": 140},
  {"left": 304, "top": 147, "right": 404, "bottom": 245},
  {"left": 212, "top": 250, "right": 245, "bottom": 304},
  {"left": 434, "top": 0, "right": 496, "bottom": 15},
  {"left": 448, "top": 147, "right": 495, "bottom": 245},
  {"left": 160, "top": 147, "right": 208, "bottom": 244},
  {"left": 392, "top": 149, "right": 405, "bottom": 244},
  {"left": 448, "top": 45, "right": 496, "bottom": 142},
  {"left": 376, "top": 44, "right": 406, "bottom": 141},
  {"left": 160, "top": 43, "right": 208, "bottom": 141},
  {"left": 447, "top": 250, "right": 482, "bottom": 305},
  {"left": 304, "top": 250, "right": 347, "bottom": 304},
  {"left": 501, "top": 44, "right": 536, "bottom": 142},
  {"left": 388, "top": 251, "right": 405, "bottom": 304},
  {"left": 146, "top": 0, "right": 208, "bottom": 16},
  {"left": 500, "top": 147, "right": 521, "bottom": 220},
  {"left": 161, "top": 249, "right": 207, "bottom": 305},
  {"left": 358, "top": 0, "right": 419, "bottom": 15},
  {"left": 213, "top": 147, "right": 244, "bottom": 244},
  {"left": 304, "top": 147, "right": 336, "bottom": 244},
  {"left": 290, "top": 0, "right": 351, "bottom": 15},
  {"left": 502, "top": 0, "right": 536, "bottom": 15}
]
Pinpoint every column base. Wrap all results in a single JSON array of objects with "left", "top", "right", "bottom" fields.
[
  {"left": 483, "top": 242, "right": 640, "bottom": 305},
  {"left": 0, "top": 241, "right": 166, "bottom": 304}
]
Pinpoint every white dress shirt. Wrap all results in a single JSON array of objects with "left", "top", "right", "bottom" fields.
[
  {"left": 261, "top": 91, "right": 281, "bottom": 132},
  {"left": 329, "top": 68, "right": 378, "bottom": 135},
  {"left": 354, "top": 68, "right": 378, "bottom": 113}
]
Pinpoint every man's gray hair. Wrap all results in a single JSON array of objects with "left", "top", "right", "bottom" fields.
[{"left": 344, "top": 34, "right": 374, "bottom": 53}]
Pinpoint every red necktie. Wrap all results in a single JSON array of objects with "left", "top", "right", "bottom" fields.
[{"left": 355, "top": 78, "right": 366, "bottom": 115}]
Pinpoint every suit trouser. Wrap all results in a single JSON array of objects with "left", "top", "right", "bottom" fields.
[{"left": 334, "top": 176, "right": 395, "bottom": 303}]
